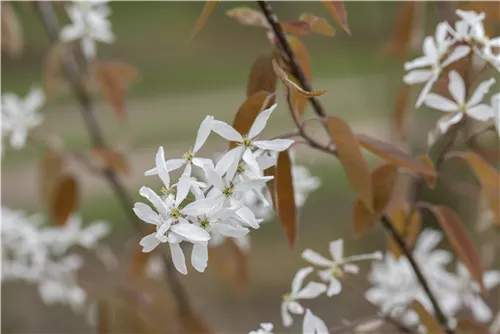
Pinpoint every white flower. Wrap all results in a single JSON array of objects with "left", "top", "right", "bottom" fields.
[
  {"left": 203, "top": 163, "right": 273, "bottom": 228},
  {"left": 424, "top": 71, "right": 496, "bottom": 124},
  {"left": 1, "top": 88, "right": 44, "bottom": 149},
  {"left": 404, "top": 22, "right": 470, "bottom": 107},
  {"left": 452, "top": 263, "right": 500, "bottom": 323},
  {"left": 281, "top": 267, "right": 327, "bottom": 327},
  {"left": 211, "top": 104, "right": 293, "bottom": 171},
  {"left": 59, "top": 1, "right": 115, "bottom": 59},
  {"left": 302, "top": 239, "right": 382, "bottom": 297},
  {"left": 145, "top": 116, "right": 214, "bottom": 178},
  {"left": 249, "top": 322, "right": 273, "bottom": 334},
  {"left": 303, "top": 309, "right": 328, "bottom": 334},
  {"left": 292, "top": 165, "right": 321, "bottom": 207}
]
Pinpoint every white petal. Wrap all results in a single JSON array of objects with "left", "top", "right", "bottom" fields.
[
  {"left": 437, "top": 112, "right": 464, "bottom": 133},
  {"left": 59, "top": 24, "right": 83, "bottom": 41},
  {"left": 448, "top": 71, "right": 466, "bottom": 105},
  {"left": 193, "top": 115, "right": 214, "bottom": 153},
  {"left": 329, "top": 239, "right": 344, "bottom": 261},
  {"left": 288, "top": 301, "right": 304, "bottom": 315},
  {"left": 484, "top": 271, "right": 500, "bottom": 289},
  {"left": 139, "top": 187, "right": 169, "bottom": 218},
  {"left": 281, "top": 301, "right": 293, "bottom": 327},
  {"left": 248, "top": 104, "right": 277, "bottom": 139},
  {"left": 191, "top": 242, "right": 208, "bottom": 272},
  {"left": 203, "top": 165, "right": 224, "bottom": 190},
  {"left": 81, "top": 37, "right": 97, "bottom": 59},
  {"left": 468, "top": 78, "right": 496, "bottom": 107},
  {"left": 234, "top": 176, "right": 273, "bottom": 192},
  {"left": 303, "top": 309, "right": 329, "bottom": 334},
  {"left": 468, "top": 104, "right": 495, "bottom": 121},
  {"left": 133, "top": 202, "right": 160, "bottom": 225},
  {"left": 181, "top": 199, "right": 218, "bottom": 217},
  {"left": 442, "top": 45, "right": 471, "bottom": 67},
  {"left": 343, "top": 263, "right": 360, "bottom": 274},
  {"left": 155, "top": 146, "right": 170, "bottom": 187},
  {"left": 292, "top": 267, "right": 313, "bottom": 294},
  {"left": 424, "top": 93, "right": 459, "bottom": 112},
  {"left": 172, "top": 219, "right": 210, "bottom": 242},
  {"left": 243, "top": 148, "right": 262, "bottom": 176},
  {"left": 165, "top": 159, "right": 185, "bottom": 171},
  {"left": 301, "top": 249, "right": 333, "bottom": 267},
  {"left": 404, "top": 55, "right": 435, "bottom": 71},
  {"left": 214, "top": 223, "right": 249, "bottom": 238},
  {"left": 211, "top": 120, "right": 243, "bottom": 142},
  {"left": 256, "top": 154, "right": 277, "bottom": 170},
  {"left": 326, "top": 277, "right": 342, "bottom": 297},
  {"left": 470, "top": 295, "right": 492, "bottom": 322},
  {"left": 403, "top": 70, "right": 433, "bottom": 84},
  {"left": 169, "top": 242, "right": 187, "bottom": 275},
  {"left": 296, "top": 282, "right": 327, "bottom": 299},
  {"left": 192, "top": 157, "right": 213, "bottom": 169},
  {"left": 215, "top": 147, "right": 238, "bottom": 175},
  {"left": 24, "top": 87, "right": 45, "bottom": 111},
  {"left": 254, "top": 139, "right": 294, "bottom": 152},
  {"left": 235, "top": 206, "right": 260, "bottom": 229},
  {"left": 139, "top": 233, "right": 161, "bottom": 253},
  {"left": 10, "top": 130, "right": 27, "bottom": 149},
  {"left": 175, "top": 176, "right": 191, "bottom": 207},
  {"left": 416, "top": 74, "right": 438, "bottom": 107},
  {"left": 225, "top": 146, "right": 245, "bottom": 181},
  {"left": 423, "top": 36, "right": 438, "bottom": 59}
]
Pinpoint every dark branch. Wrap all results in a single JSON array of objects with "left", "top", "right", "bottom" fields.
[{"left": 36, "top": 1, "right": 192, "bottom": 314}]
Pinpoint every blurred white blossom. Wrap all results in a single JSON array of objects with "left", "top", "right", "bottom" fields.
[
  {"left": 2, "top": 207, "right": 110, "bottom": 311},
  {"left": 60, "top": 1, "right": 114, "bottom": 59},
  {"left": 249, "top": 322, "right": 274, "bottom": 334},
  {"left": 302, "top": 239, "right": 382, "bottom": 297},
  {"left": 302, "top": 309, "right": 328, "bottom": 334},
  {"left": 1, "top": 88, "right": 44, "bottom": 149}
]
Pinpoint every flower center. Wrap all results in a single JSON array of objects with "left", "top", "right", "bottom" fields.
[
  {"left": 170, "top": 208, "right": 182, "bottom": 219},
  {"left": 282, "top": 294, "right": 293, "bottom": 302},
  {"left": 222, "top": 183, "right": 235, "bottom": 197},
  {"left": 236, "top": 163, "right": 245, "bottom": 174},
  {"left": 331, "top": 265, "right": 344, "bottom": 278},
  {"left": 183, "top": 151, "right": 194, "bottom": 162},
  {"left": 242, "top": 137, "right": 253, "bottom": 148},
  {"left": 199, "top": 217, "right": 211, "bottom": 229},
  {"left": 459, "top": 103, "right": 467, "bottom": 113}
]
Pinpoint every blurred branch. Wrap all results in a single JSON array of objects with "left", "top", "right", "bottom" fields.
[
  {"left": 258, "top": 0, "right": 326, "bottom": 117},
  {"left": 35, "top": 1, "right": 193, "bottom": 315},
  {"left": 329, "top": 314, "right": 415, "bottom": 334}
]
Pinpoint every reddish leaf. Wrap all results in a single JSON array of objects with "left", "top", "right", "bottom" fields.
[
  {"left": 93, "top": 60, "right": 140, "bottom": 121},
  {"left": 357, "top": 134, "right": 435, "bottom": 177},
  {"left": 189, "top": 1, "right": 218, "bottom": 40},
  {"left": 381, "top": 2, "right": 419, "bottom": 60},
  {"left": 92, "top": 147, "right": 130, "bottom": 175},
  {"left": 429, "top": 205, "right": 485, "bottom": 293},
  {"left": 272, "top": 58, "right": 327, "bottom": 97},
  {"left": 322, "top": 1, "right": 350, "bottom": 35},
  {"left": 276, "top": 150, "right": 297, "bottom": 247},
  {"left": 411, "top": 300, "right": 444, "bottom": 334},
  {"left": 353, "top": 164, "right": 398, "bottom": 237},
  {"left": 178, "top": 309, "right": 211, "bottom": 334},
  {"left": 299, "top": 13, "right": 336, "bottom": 37},
  {"left": 287, "top": 36, "right": 311, "bottom": 116},
  {"left": 417, "top": 154, "right": 436, "bottom": 189},
  {"left": 247, "top": 53, "right": 277, "bottom": 97},
  {"left": 1, "top": 2, "right": 23, "bottom": 58},
  {"left": 97, "top": 299, "right": 109, "bottom": 334},
  {"left": 39, "top": 147, "right": 65, "bottom": 206},
  {"left": 388, "top": 203, "right": 421, "bottom": 258},
  {"left": 393, "top": 83, "right": 413, "bottom": 141},
  {"left": 326, "top": 116, "right": 373, "bottom": 211},
  {"left": 281, "top": 20, "right": 311, "bottom": 35},
  {"left": 225, "top": 7, "right": 268, "bottom": 28},
  {"left": 50, "top": 174, "right": 79, "bottom": 226},
  {"left": 446, "top": 151, "right": 500, "bottom": 225},
  {"left": 231, "top": 91, "right": 274, "bottom": 149}
]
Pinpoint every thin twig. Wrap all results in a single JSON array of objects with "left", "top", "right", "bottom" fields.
[
  {"left": 35, "top": 1, "right": 192, "bottom": 314},
  {"left": 258, "top": 0, "right": 326, "bottom": 117}
]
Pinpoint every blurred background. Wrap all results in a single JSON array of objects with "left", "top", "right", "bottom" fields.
[{"left": 1, "top": 1, "right": 495, "bottom": 333}]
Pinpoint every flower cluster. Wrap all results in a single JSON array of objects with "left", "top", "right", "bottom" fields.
[
  {"left": 365, "top": 229, "right": 500, "bottom": 329},
  {"left": 135, "top": 104, "right": 300, "bottom": 275},
  {"left": 404, "top": 9, "right": 500, "bottom": 108},
  {"left": 1, "top": 87, "right": 45, "bottom": 150},
  {"left": 2, "top": 208, "right": 110, "bottom": 311},
  {"left": 60, "top": 0, "right": 114, "bottom": 59}
]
